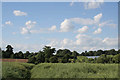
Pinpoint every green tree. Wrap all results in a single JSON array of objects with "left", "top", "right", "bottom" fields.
[
  {"left": 96, "top": 54, "right": 107, "bottom": 63},
  {"left": 24, "top": 51, "right": 30, "bottom": 59},
  {"left": 61, "top": 54, "right": 70, "bottom": 63},
  {"left": 72, "top": 51, "right": 79, "bottom": 59},
  {"left": 112, "top": 54, "right": 120, "bottom": 63},
  {"left": 28, "top": 56, "right": 36, "bottom": 63},
  {"left": 43, "top": 46, "right": 56, "bottom": 62},
  {"left": 35, "top": 51, "right": 45, "bottom": 63},
  {"left": 5, "top": 45, "right": 14, "bottom": 58},
  {"left": 49, "top": 56, "right": 58, "bottom": 63}
]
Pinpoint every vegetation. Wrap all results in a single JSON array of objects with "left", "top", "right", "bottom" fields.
[
  {"left": 2, "top": 62, "right": 119, "bottom": 78},
  {"left": 2, "top": 62, "right": 34, "bottom": 78},
  {"left": 31, "top": 63, "right": 118, "bottom": 78},
  {"left": 1, "top": 45, "right": 120, "bottom": 64}
]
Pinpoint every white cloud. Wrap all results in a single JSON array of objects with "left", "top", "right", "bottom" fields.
[
  {"left": 70, "top": 0, "right": 74, "bottom": 6},
  {"left": 99, "top": 20, "right": 116, "bottom": 27},
  {"left": 94, "top": 13, "right": 102, "bottom": 23},
  {"left": 68, "top": 13, "right": 102, "bottom": 25},
  {"left": 21, "top": 27, "right": 30, "bottom": 34},
  {"left": 5, "top": 21, "right": 12, "bottom": 25},
  {"left": 25, "top": 20, "right": 36, "bottom": 29},
  {"left": 60, "top": 19, "right": 74, "bottom": 32},
  {"left": 93, "top": 28, "right": 102, "bottom": 34},
  {"left": 21, "top": 21, "right": 36, "bottom": 34},
  {"left": 70, "top": 17, "right": 95, "bottom": 25},
  {"left": 84, "top": 0, "right": 104, "bottom": 9},
  {"left": 49, "top": 25, "right": 56, "bottom": 31},
  {"left": 59, "top": 13, "right": 103, "bottom": 32},
  {"left": 13, "top": 10, "right": 27, "bottom": 16},
  {"left": 102, "top": 37, "right": 118, "bottom": 47},
  {"left": 47, "top": 34, "right": 117, "bottom": 53},
  {"left": 77, "top": 26, "right": 88, "bottom": 33},
  {"left": 2, "top": 41, "right": 44, "bottom": 52}
]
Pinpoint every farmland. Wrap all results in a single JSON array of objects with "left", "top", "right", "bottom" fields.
[
  {"left": 2, "top": 62, "right": 119, "bottom": 78},
  {"left": 1, "top": 59, "right": 28, "bottom": 63}
]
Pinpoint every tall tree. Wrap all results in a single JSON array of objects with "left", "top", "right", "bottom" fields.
[
  {"left": 43, "top": 46, "right": 56, "bottom": 58},
  {"left": 5, "top": 45, "right": 14, "bottom": 58}
]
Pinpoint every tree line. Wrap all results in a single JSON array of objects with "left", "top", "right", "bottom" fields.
[{"left": 0, "top": 45, "right": 120, "bottom": 64}]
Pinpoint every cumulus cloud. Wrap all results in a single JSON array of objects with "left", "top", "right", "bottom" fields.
[
  {"left": 70, "top": 17, "right": 95, "bottom": 25},
  {"left": 21, "top": 21, "right": 36, "bottom": 34},
  {"left": 49, "top": 25, "right": 56, "bottom": 31},
  {"left": 94, "top": 13, "right": 102, "bottom": 23},
  {"left": 13, "top": 10, "right": 27, "bottom": 16},
  {"left": 21, "top": 27, "right": 30, "bottom": 34},
  {"left": 25, "top": 21, "right": 36, "bottom": 29},
  {"left": 2, "top": 41, "right": 44, "bottom": 52},
  {"left": 102, "top": 37, "right": 118, "bottom": 47},
  {"left": 5, "top": 21, "right": 12, "bottom": 25},
  {"left": 47, "top": 34, "right": 117, "bottom": 53},
  {"left": 99, "top": 20, "right": 116, "bottom": 27},
  {"left": 68, "top": 13, "right": 102, "bottom": 25},
  {"left": 60, "top": 19, "right": 74, "bottom": 32},
  {"left": 77, "top": 26, "right": 88, "bottom": 33},
  {"left": 59, "top": 13, "right": 102, "bottom": 32},
  {"left": 84, "top": 0, "right": 104, "bottom": 9},
  {"left": 93, "top": 28, "right": 102, "bottom": 34}
]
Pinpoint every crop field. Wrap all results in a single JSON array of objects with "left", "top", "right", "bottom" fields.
[{"left": 2, "top": 62, "right": 119, "bottom": 79}]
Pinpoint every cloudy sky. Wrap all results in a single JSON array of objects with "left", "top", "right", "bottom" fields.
[{"left": 2, "top": 2, "right": 118, "bottom": 53}]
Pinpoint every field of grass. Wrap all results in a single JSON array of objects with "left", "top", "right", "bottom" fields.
[
  {"left": 31, "top": 63, "right": 118, "bottom": 78},
  {"left": 2, "top": 62, "right": 34, "bottom": 78},
  {"left": 2, "top": 62, "right": 119, "bottom": 78}
]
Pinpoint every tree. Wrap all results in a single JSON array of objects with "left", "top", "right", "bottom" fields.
[
  {"left": 24, "top": 51, "right": 30, "bottom": 59},
  {"left": 96, "top": 50, "right": 103, "bottom": 56},
  {"left": 61, "top": 54, "right": 70, "bottom": 63},
  {"left": 96, "top": 54, "right": 107, "bottom": 63},
  {"left": 14, "top": 51, "right": 24, "bottom": 59},
  {"left": 112, "top": 54, "right": 120, "bottom": 63},
  {"left": 72, "top": 51, "right": 79, "bottom": 59},
  {"left": 28, "top": 56, "right": 36, "bottom": 64},
  {"left": 5, "top": 45, "right": 14, "bottom": 58},
  {"left": 43, "top": 46, "right": 56, "bottom": 61},
  {"left": 10, "top": 54, "right": 15, "bottom": 58},
  {"left": 35, "top": 51, "right": 45, "bottom": 63},
  {"left": 49, "top": 56, "right": 58, "bottom": 63},
  {"left": 56, "top": 49, "right": 72, "bottom": 57}
]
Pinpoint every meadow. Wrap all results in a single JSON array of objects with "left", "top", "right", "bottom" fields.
[{"left": 2, "top": 62, "right": 119, "bottom": 78}]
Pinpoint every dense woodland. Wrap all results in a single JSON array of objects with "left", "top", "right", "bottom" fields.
[{"left": 1, "top": 45, "right": 120, "bottom": 64}]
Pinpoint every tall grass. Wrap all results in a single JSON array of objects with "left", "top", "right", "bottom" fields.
[
  {"left": 2, "top": 62, "right": 119, "bottom": 78},
  {"left": 2, "top": 62, "right": 34, "bottom": 78},
  {"left": 31, "top": 63, "right": 118, "bottom": 78}
]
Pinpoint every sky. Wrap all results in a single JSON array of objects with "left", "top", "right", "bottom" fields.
[{"left": 2, "top": 2, "right": 118, "bottom": 53}]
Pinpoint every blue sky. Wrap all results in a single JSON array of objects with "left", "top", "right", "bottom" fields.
[{"left": 2, "top": 2, "right": 118, "bottom": 53}]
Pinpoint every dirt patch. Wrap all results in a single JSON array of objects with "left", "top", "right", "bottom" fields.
[{"left": 0, "top": 59, "right": 28, "bottom": 63}]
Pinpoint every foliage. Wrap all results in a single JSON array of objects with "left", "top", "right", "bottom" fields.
[
  {"left": 49, "top": 56, "right": 58, "bottom": 63},
  {"left": 2, "top": 45, "right": 120, "bottom": 64}
]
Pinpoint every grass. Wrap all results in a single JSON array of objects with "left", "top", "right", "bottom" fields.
[
  {"left": 31, "top": 63, "right": 118, "bottom": 78},
  {"left": 2, "top": 62, "right": 34, "bottom": 78},
  {"left": 2, "top": 62, "right": 119, "bottom": 78}
]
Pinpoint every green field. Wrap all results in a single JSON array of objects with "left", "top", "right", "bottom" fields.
[
  {"left": 2, "top": 62, "right": 119, "bottom": 78},
  {"left": 2, "top": 62, "right": 34, "bottom": 78}
]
